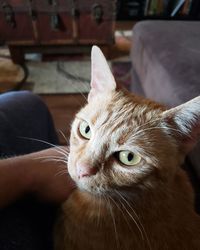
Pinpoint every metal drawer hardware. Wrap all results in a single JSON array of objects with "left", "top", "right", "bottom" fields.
[
  {"left": 48, "top": 0, "right": 58, "bottom": 6},
  {"left": 71, "top": 0, "right": 79, "bottom": 18},
  {"left": 51, "top": 13, "right": 61, "bottom": 30},
  {"left": 2, "top": 2, "right": 16, "bottom": 28},
  {"left": 71, "top": 7, "right": 80, "bottom": 18},
  {"left": 27, "top": 0, "right": 37, "bottom": 21},
  {"left": 29, "top": 9, "right": 37, "bottom": 20},
  {"left": 92, "top": 4, "right": 103, "bottom": 24},
  {"left": 70, "top": 0, "right": 79, "bottom": 41}
]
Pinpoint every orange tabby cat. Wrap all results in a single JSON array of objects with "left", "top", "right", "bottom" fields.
[{"left": 54, "top": 46, "right": 200, "bottom": 250}]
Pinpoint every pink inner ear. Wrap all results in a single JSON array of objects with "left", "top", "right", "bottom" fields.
[
  {"left": 91, "top": 80, "right": 98, "bottom": 89},
  {"left": 91, "top": 80, "right": 99, "bottom": 92},
  {"left": 89, "top": 46, "right": 116, "bottom": 96},
  {"left": 91, "top": 68, "right": 102, "bottom": 91},
  {"left": 88, "top": 89, "right": 96, "bottom": 102}
]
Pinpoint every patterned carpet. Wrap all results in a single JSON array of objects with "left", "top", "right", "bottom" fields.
[
  {"left": 0, "top": 58, "right": 25, "bottom": 93},
  {"left": 24, "top": 60, "right": 91, "bottom": 94},
  {"left": 0, "top": 50, "right": 131, "bottom": 94},
  {"left": 23, "top": 59, "right": 131, "bottom": 94}
]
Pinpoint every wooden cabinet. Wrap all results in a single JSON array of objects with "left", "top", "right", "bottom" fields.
[
  {"left": 0, "top": 0, "right": 116, "bottom": 64},
  {"left": 0, "top": 0, "right": 34, "bottom": 42}
]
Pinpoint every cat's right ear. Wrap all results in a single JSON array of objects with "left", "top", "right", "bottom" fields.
[
  {"left": 88, "top": 46, "right": 117, "bottom": 102},
  {"left": 162, "top": 96, "right": 200, "bottom": 154}
]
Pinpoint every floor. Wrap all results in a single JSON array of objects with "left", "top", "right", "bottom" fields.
[
  {"left": 41, "top": 94, "right": 87, "bottom": 145},
  {"left": 0, "top": 21, "right": 132, "bottom": 145}
]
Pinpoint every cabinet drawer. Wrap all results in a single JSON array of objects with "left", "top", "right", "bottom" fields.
[
  {"left": 0, "top": 0, "right": 116, "bottom": 45},
  {"left": 36, "top": 13, "right": 73, "bottom": 43},
  {"left": 0, "top": 1, "right": 34, "bottom": 42},
  {"left": 76, "top": 0, "right": 115, "bottom": 43},
  {"left": 33, "top": 0, "right": 70, "bottom": 12}
]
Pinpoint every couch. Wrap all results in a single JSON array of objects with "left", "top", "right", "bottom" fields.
[{"left": 130, "top": 20, "right": 200, "bottom": 212}]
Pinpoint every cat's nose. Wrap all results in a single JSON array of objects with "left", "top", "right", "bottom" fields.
[{"left": 76, "top": 162, "right": 98, "bottom": 179}]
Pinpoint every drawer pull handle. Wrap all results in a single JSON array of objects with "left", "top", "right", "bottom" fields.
[
  {"left": 2, "top": 3, "right": 16, "bottom": 28},
  {"left": 51, "top": 13, "right": 60, "bottom": 30},
  {"left": 48, "top": 0, "right": 57, "bottom": 6},
  {"left": 92, "top": 4, "right": 103, "bottom": 24}
]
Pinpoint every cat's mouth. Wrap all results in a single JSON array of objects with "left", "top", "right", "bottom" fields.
[
  {"left": 68, "top": 155, "right": 105, "bottom": 194},
  {"left": 75, "top": 174, "right": 106, "bottom": 195}
]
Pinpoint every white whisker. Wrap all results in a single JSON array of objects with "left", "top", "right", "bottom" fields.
[
  {"left": 34, "top": 155, "right": 68, "bottom": 161},
  {"left": 107, "top": 194, "right": 134, "bottom": 235},
  {"left": 134, "top": 117, "right": 161, "bottom": 133},
  {"left": 55, "top": 169, "right": 69, "bottom": 177},
  {"left": 58, "top": 129, "right": 70, "bottom": 145},
  {"left": 57, "top": 61, "right": 89, "bottom": 102},
  {"left": 106, "top": 196, "right": 120, "bottom": 249},
  {"left": 40, "top": 158, "right": 68, "bottom": 165},
  {"left": 115, "top": 191, "right": 152, "bottom": 250},
  {"left": 18, "top": 136, "right": 69, "bottom": 158},
  {"left": 114, "top": 191, "right": 144, "bottom": 241},
  {"left": 132, "top": 125, "right": 190, "bottom": 142}
]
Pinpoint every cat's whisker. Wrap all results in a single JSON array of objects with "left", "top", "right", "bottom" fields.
[
  {"left": 134, "top": 117, "right": 162, "bottom": 133},
  {"left": 119, "top": 198, "right": 145, "bottom": 241},
  {"left": 160, "top": 125, "right": 192, "bottom": 138},
  {"left": 50, "top": 147, "right": 69, "bottom": 159},
  {"left": 131, "top": 125, "right": 191, "bottom": 142},
  {"left": 115, "top": 191, "right": 140, "bottom": 220},
  {"left": 58, "top": 129, "right": 70, "bottom": 145},
  {"left": 34, "top": 154, "right": 68, "bottom": 165},
  {"left": 67, "top": 75, "right": 89, "bottom": 94},
  {"left": 57, "top": 61, "right": 89, "bottom": 102},
  {"left": 107, "top": 194, "right": 134, "bottom": 236},
  {"left": 97, "top": 194, "right": 102, "bottom": 228},
  {"left": 115, "top": 191, "right": 152, "bottom": 250},
  {"left": 39, "top": 158, "right": 68, "bottom": 165},
  {"left": 18, "top": 136, "right": 58, "bottom": 149},
  {"left": 34, "top": 155, "right": 68, "bottom": 161},
  {"left": 55, "top": 169, "right": 69, "bottom": 177},
  {"left": 57, "top": 61, "right": 90, "bottom": 85},
  {"left": 114, "top": 191, "right": 145, "bottom": 240},
  {"left": 106, "top": 196, "right": 120, "bottom": 249},
  {"left": 17, "top": 136, "right": 69, "bottom": 158},
  {"left": 54, "top": 159, "right": 68, "bottom": 164},
  {"left": 133, "top": 112, "right": 180, "bottom": 135}
]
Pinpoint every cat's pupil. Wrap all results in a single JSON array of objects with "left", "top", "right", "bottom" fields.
[
  {"left": 85, "top": 126, "right": 90, "bottom": 134},
  {"left": 128, "top": 153, "right": 134, "bottom": 162}
]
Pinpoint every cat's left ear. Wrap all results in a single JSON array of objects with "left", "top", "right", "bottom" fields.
[
  {"left": 88, "top": 46, "right": 116, "bottom": 102},
  {"left": 162, "top": 96, "right": 200, "bottom": 154}
]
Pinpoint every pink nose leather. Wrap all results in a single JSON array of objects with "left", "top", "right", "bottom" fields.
[{"left": 76, "top": 162, "right": 98, "bottom": 179}]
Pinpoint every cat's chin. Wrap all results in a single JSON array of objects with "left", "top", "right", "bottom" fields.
[
  {"left": 68, "top": 166, "right": 107, "bottom": 195},
  {"left": 75, "top": 177, "right": 106, "bottom": 196}
]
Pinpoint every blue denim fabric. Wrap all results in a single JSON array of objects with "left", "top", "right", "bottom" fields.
[
  {"left": 0, "top": 91, "right": 58, "bottom": 157},
  {"left": 0, "top": 91, "right": 59, "bottom": 250}
]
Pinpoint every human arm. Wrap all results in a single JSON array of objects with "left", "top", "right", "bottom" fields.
[{"left": 0, "top": 147, "right": 75, "bottom": 209}]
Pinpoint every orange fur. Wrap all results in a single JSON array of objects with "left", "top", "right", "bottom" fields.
[
  {"left": 55, "top": 90, "right": 200, "bottom": 250},
  {"left": 54, "top": 46, "right": 200, "bottom": 250}
]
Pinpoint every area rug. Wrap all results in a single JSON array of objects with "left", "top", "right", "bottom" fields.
[
  {"left": 23, "top": 60, "right": 131, "bottom": 94},
  {"left": 24, "top": 60, "right": 91, "bottom": 94},
  {"left": 0, "top": 58, "right": 26, "bottom": 93}
]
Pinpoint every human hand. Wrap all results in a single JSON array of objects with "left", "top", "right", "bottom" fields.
[
  {"left": 0, "top": 147, "right": 76, "bottom": 208},
  {"left": 28, "top": 147, "right": 76, "bottom": 203}
]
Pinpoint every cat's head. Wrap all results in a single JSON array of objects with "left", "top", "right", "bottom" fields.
[{"left": 68, "top": 46, "right": 200, "bottom": 196}]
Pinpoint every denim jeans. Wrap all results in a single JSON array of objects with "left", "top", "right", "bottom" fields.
[{"left": 0, "top": 91, "right": 59, "bottom": 250}]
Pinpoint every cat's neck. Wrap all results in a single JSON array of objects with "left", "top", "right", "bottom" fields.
[
  {"left": 61, "top": 169, "right": 200, "bottom": 250},
  {"left": 65, "top": 169, "right": 196, "bottom": 224}
]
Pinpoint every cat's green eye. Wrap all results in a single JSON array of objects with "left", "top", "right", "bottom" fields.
[
  {"left": 79, "top": 121, "right": 91, "bottom": 139},
  {"left": 118, "top": 150, "right": 141, "bottom": 166}
]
